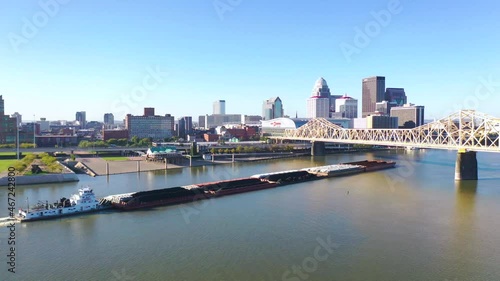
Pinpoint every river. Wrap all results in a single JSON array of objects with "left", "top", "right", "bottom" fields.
[{"left": 0, "top": 149, "right": 499, "bottom": 281}]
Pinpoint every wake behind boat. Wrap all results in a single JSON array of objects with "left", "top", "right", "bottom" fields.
[{"left": 18, "top": 187, "right": 102, "bottom": 222}]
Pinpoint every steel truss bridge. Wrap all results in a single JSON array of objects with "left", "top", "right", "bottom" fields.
[{"left": 272, "top": 110, "right": 500, "bottom": 153}]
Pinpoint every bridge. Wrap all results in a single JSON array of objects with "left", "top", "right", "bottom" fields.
[{"left": 271, "top": 110, "right": 500, "bottom": 180}]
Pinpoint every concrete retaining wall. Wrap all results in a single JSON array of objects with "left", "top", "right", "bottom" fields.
[{"left": 0, "top": 173, "right": 79, "bottom": 186}]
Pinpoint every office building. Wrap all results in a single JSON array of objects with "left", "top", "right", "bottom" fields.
[
  {"left": 75, "top": 111, "right": 86, "bottom": 128},
  {"left": 307, "top": 97, "right": 329, "bottom": 118},
  {"left": 385, "top": 88, "right": 407, "bottom": 106},
  {"left": 177, "top": 116, "right": 193, "bottom": 139},
  {"left": 262, "top": 97, "right": 284, "bottom": 120},
  {"left": 125, "top": 108, "right": 175, "bottom": 140},
  {"left": 102, "top": 129, "right": 129, "bottom": 141},
  {"left": 329, "top": 95, "right": 343, "bottom": 115},
  {"left": 0, "top": 96, "right": 17, "bottom": 144},
  {"left": 362, "top": 76, "right": 385, "bottom": 117},
  {"left": 375, "top": 101, "right": 398, "bottom": 115},
  {"left": 307, "top": 77, "right": 331, "bottom": 118},
  {"left": 335, "top": 95, "right": 358, "bottom": 119},
  {"left": 365, "top": 114, "right": 398, "bottom": 129},
  {"left": 104, "top": 113, "right": 114, "bottom": 125},
  {"left": 38, "top": 118, "right": 50, "bottom": 132},
  {"left": 390, "top": 104, "right": 425, "bottom": 128},
  {"left": 213, "top": 100, "right": 226, "bottom": 115},
  {"left": 11, "top": 112, "right": 22, "bottom": 125}
]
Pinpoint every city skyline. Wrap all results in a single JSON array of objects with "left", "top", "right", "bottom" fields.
[{"left": 2, "top": 1, "right": 500, "bottom": 121}]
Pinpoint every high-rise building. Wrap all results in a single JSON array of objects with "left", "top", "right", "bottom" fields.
[
  {"left": 329, "top": 95, "right": 343, "bottom": 115},
  {"left": 390, "top": 104, "right": 425, "bottom": 128},
  {"left": 0, "top": 96, "right": 4, "bottom": 115},
  {"left": 104, "top": 113, "right": 114, "bottom": 125},
  {"left": 177, "top": 116, "right": 193, "bottom": 139},
  {"left": 307, "top": 78, "right": 331, "bottom": 118},
  {"left": 144, "top": 107, "right": 155, "bottom": 117},
  {"left": 75, "top": 111, "right": 86, "bottom": 128},
  {"left": 335, "top": 95, "right": 358, "bottom": 119},
  {"left": 125, "top": 108, "right": 174, "bottom": 140},
  {"left": 38, "top": 118, "right": 50, "bottom": 132},
  {"left": 312, "top": 77, "right": 331, "bottom": 98},
  {"left": 0, "top": 96, "right": 18, "bottom": 144},
  {"left": 366, "top": 114, "right": 399, "bottom": 129},
  {"left": 213, "top": 100, "right": 226, "bottom": 115},
  {"left": 262, "top": 97, "right": 284, "bottom": 120},
  {"left": 385, "top": 88, "right": 407, "bottom": 106},
  {"left": 11, "top": 112, "right": 22, "bottom": 125},
  {"left": 375, "top": 101, "right": 398, "bottom": 115},
  {"left": 307, "top": 97, "right": 330, "bottom": 118},
  {"left": 362, "top": 76, "right": 385, "bottom": 117}
]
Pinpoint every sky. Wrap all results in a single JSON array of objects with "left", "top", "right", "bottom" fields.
[{"left": 1, "top": 0, "right": 500, "bottom": 122}]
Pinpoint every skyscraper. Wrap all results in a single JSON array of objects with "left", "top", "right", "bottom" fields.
[
  {"left": 104, "top": 113, "right": 114, "bottom": 125},
  {"left": 262, "top": 97, "right": 284, "bottom": 120},
  {"left": 335, "top": 95, "right": 358, "bottom": 119},
  {"left": 213, "top": 100, "right": 226, "bottom": 115},
  {"left": 0, "top": 96, "right": 18, "bottom": 144},
  {"left": 177, "top": 116, "right": 193, "bottom": 139},
  {"left": 385, "top": 88, "right": 407, "bottom": 106},
  {"left": 362, "top": 76, "right": 385, "bottom": 117},
  {"left": 75, "top": 111, "right": 86, "bottom": 128},
  {"left": 390, "top": 104, "right": 425, "bottom": 128},
  {"left": 307, "top": 78, "right": 331, "bottom": 118}
]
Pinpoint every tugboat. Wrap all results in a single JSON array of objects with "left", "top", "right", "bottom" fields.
[{"left": 18, "top": 187, "right": 101, "bottom": 222}]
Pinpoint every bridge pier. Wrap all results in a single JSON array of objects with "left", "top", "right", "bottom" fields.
[
  {"left": 455, "top": 150, "right": 478, "bottom": 180},
  {"left": 311, "top": 141, "right": 325, "bottom": 156}
]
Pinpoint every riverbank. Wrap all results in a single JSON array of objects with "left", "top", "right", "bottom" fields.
[{"left": 76, "top": 152, "right": 310, "bottom": 176}]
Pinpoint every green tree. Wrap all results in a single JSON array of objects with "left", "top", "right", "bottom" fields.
[
  {"left": 78, "top": 140, "right": 90, "bottom": 148},
  {"left": 235, "top": 145, "right": 243, "bottom": 154},
  {"left": 131, "top": 136, "right": 139, "bottom": 144}
]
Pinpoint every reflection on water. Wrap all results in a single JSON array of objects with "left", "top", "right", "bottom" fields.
[{"left": 1, "top": 150, "right": 500, "bottom": 281}]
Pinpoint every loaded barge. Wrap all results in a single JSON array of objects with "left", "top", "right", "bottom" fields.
[{"left": 108, "top": 160, "right": 395, "bottom": 211}]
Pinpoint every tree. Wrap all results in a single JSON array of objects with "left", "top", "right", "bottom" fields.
[
  {"left": 131, "top": 136, "right": 139, "bottom": 144},
  {"left": 402, "top": 121, "right": 416, "bottom": 129},
  {"left": 210, "top": 148, "right": 216, "bottom": 154},
  {"left": 78, "top": 140, "right": 90, "bottom": 148},
  {"left": 235, "top": 145, "right": 243, "bottom": 154}
]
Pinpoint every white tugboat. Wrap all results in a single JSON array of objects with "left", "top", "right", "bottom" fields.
[{"left": 18, "top": 187, "right": 101, "bottom": 222}]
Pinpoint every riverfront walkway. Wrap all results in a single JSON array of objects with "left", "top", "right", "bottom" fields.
[{"left": 77, "top": 153, "right": 308, "bottom": 176}]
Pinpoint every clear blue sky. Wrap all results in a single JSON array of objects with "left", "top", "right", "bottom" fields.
[{"left": 1, "top": 0, "right": 500, "bottom": 122}]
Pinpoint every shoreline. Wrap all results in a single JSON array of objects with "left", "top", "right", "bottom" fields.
[{"left": 0, "top": 148, "right": 395, "bottom": 185}]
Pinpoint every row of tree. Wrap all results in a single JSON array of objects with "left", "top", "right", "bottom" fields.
[{"left": 78, "top": 137, "right": 152, "bottom": 148}]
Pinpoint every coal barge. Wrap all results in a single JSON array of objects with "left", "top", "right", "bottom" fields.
[{"left": 108, "top": 160, "right": 395, "bottom": 211}]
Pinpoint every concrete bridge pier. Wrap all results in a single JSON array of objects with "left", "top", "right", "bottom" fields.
[
  {"left": 311, "top": 141, "right": 325, "bottom": 156},
  {"left": 455, "top": 150, "right": 478, "bottom": 180}
]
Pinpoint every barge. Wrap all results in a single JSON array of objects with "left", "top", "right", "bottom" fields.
[
  {"left": 112, "top": 160, "right": 395, "bottom": 211},
  {"left": 20, "top": 160, "right": 397, "bottom": 216}
]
